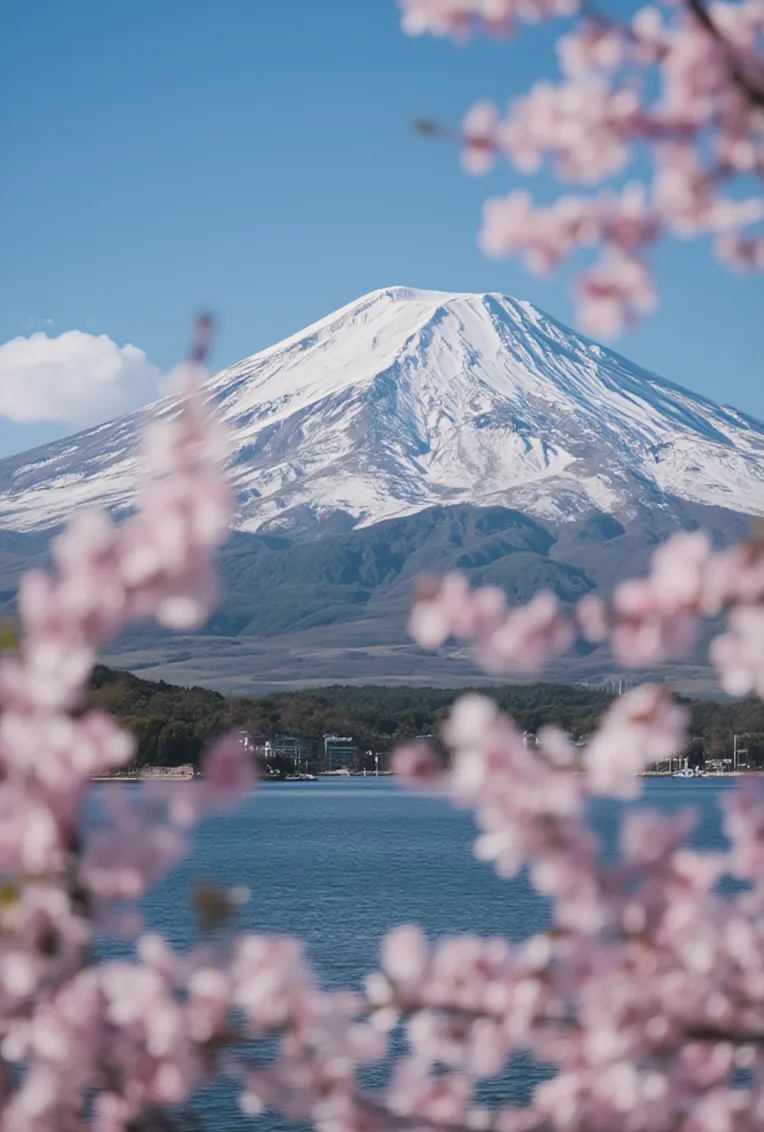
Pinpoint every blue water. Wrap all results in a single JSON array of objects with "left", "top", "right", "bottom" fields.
[{"left": 88, "top": 776, "right": 737, "bottom": 1129}]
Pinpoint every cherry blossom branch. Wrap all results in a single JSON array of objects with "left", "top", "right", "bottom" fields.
[
  {"left": 584, "top": 0, "right": 764, "bottom": 111},
  {"left": 686, "top": 1025, "right": 764, "bottom": 1043},
  {"left": 401, "top": 1, "right": 764, "bottom": 333}
]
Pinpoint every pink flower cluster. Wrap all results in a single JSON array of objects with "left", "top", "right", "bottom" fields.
[
  {"left": 0, "top": 337, "right": 261, "bottom": 1129},
  {"left": 398, "top": 0, "right": 579, "bottom": 40},
  {"left": 409, "top": 528, "right": 764, "bottom": 693},
  {"left": 377, "top": 762, "right": 764, "bottom": 1131},
  {"left": 401, "top": 0, "right": 764, "bottom": 334},
  {"left": 390, "top": 525, "right": 764, "bottom": 1127},
  {"left": 2, "top": 925, "right": 387, "bottom": 1132},
  {"left": 409, "top": 572, "right": 574, "bottom": 673}
]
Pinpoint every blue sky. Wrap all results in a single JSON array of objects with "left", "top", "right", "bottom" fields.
[{"left": 1, "top": 0, "right": 762, "bottom": 457}]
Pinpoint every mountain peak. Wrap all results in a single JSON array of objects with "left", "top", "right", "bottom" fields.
[{"left": 0, "top": 288, "right": 762, "bottom": 535}]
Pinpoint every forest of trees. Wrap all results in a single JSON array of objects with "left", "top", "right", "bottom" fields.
[{"left": 87, "top": 666, "right": 764, "bottom": 772}]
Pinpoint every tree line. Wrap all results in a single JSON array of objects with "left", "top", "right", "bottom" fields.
[{"left": 86, "top": 665, "right": 764, "bottom": 771}]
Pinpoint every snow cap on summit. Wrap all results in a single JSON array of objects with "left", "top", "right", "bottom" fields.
[{"left": 0, "top": 288, "right": 762, "bottom": 534}]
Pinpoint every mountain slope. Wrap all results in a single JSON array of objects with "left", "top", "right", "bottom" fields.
[
  {"left": 0, "top": 286, "right": 762, "bottom": 534},
  {"left": 97, "top": 498, "right": 754, "bottom": 693},
  {"left": 0, "top": 498, "right": 747, "bottom": 695}
]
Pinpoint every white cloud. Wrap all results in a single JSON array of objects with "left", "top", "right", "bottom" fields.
[{"left": 0, "top": 330, "right": 164, "bottom": 427}]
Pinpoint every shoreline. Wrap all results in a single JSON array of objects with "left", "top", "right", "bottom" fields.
[
  {"left": 91, "top": 769, "right": 763, "bottom": 783},
  {"left": 92, "top": 770, "right": 196, "bottom": 782}
]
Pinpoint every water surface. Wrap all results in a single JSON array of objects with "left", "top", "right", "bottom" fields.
[{"left": 89, "top": 776, "right": 736, "bottom": 1129}]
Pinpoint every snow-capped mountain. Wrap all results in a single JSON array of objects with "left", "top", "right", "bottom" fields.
[{"left": 1, "top": 286, "right": 763, "bottom": 534}]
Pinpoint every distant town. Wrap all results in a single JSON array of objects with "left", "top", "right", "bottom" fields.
[
  {"left": 88, "top": 664, "right": 764, "bottom": 782},
  {"left": 95, "top": 725, "right": 762, "bottom": 783}
]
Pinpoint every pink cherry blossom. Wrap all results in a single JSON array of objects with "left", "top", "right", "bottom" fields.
[
  {"left": 710, "top": 603, "right": 764, "bottom": 695},
  {"left": 382, "top": 924, "right": 431, "bottom": 985},
  {"left": 461, "top": 99, "right": 500, "bottom": 172},
  {"left": 584, "top": 683, "right": 689, "bottom": 797},
  {"left": 202, "top": 732, "right": 257, "bottom": 806},
  {"left": 390, "top": 739, "right": 446, "bottom": 786},
  {"left": 408, "top": 574, "right": 574, "bottom": 673},
  {"left": 399, "top": 0, "right": 580, "bottom": 40},
  {"left": 400, "top": 0, "right": 764, "bottom": 333},
  {"left": 386, "top": 512, "right": 763, "bottom": 1132}
]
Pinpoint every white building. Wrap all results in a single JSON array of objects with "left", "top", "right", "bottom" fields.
[
  {"left": 259, "top": 734, "right": 310, "bottom": 766},
  {"left": 323, "top": 734, "right": 357, "bottom": 770}
]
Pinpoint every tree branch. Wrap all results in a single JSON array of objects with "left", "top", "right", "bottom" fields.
[
  {"left": 687, "top": 0, "right": 764, "bottom": 109},
  {"left": 686, "top": 1025, "right": 764, "bottom": 1045},
  {"left": 585, "top": 0, "right": 764, "bottom": 111}
]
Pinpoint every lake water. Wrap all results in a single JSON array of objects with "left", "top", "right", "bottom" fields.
[{"left": 89, "top": 776, "right": 737, "bottom": 1129}]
